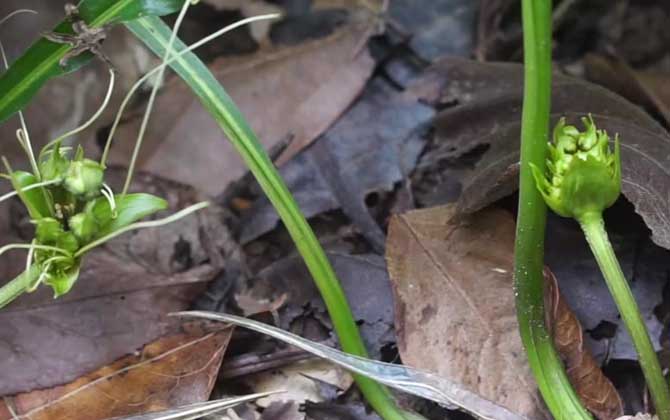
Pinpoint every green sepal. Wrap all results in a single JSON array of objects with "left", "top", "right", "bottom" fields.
[
  {"left": 45, "top": 264, "right": 81, "bottom": 298},
  {"left": 69, "top": 209, "right": 99, "bottom": 244},
  {"left": 39, "top": 142, "right": 69, "bottom": 181},
  {"left": 63, "top": 159, "right": 104, "bottom": 199},
  {"left": 9, "top": 171, "right": 51, "bottom": 219},
  {"left": 35, "top": 217, "right": 64, "bottom": 243},
  {"left": 91, "top": 193, "right": 168, "bottom": 239}
]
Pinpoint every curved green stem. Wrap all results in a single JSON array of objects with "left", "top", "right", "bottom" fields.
[
  {"left": 580, "top": 213, "right": 670, "bottom": 420},
  {"left": 515, "top": 0, "right": 592, "bottom": 418},
  {"left": 126, "top": 16, "right": 408, "bottom": 420}
]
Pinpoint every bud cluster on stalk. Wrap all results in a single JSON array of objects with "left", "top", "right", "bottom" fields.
[{"left": 530, "top": 115, "right": 621, "bottom": 221}]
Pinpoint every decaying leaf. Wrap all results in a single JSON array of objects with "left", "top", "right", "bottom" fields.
[
  {"left": 249, "top": 252, "right": 398, "bottom": 359},
  {"left": 108, "top": 17, "right": 377, "bottom": 195},
  {"left": 0, "top": 169, "right": 238, "bottom": 395},
  {"left": 0, "top": 326, "right": 232, "bottom": 420},
  {"left": 239, "top": 78, "right": 434, "bottom": 250},
  {"left": 242, "top": 358, "right": 353, "bottom": 416},
  {"left": 545, "top": 270, "right": 624, "bottom": 419},
  {"left": 407, "top": 57, "right": 670, "bottom": 252},
  {"left": 386, "top": 205, "right": 622, "bottom": 419},
  {"left": 584, "top": 54, "right": 670, "bottom": 127},
  {"left": 389, "top": 0, "right": 478, "bottom": 60}
]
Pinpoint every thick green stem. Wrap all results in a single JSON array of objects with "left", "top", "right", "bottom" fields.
[
  {"left": 515, "top": 0, "right": 592, "bottom": 418},
  {"left": 0, "top": 265, "right": 39, "bottom": 309},
  {"left": 126, "top": 17, "right": 407, "bottom": 420},
  {"left": 580, "top": 213, "right": 670, "bottom": 420}
]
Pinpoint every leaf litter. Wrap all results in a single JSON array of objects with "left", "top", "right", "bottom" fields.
[
  {"left": 105, "top": 5, "right": 380, "bottom": 196},
  {"left": 4, "top": 1, "right": 670, "bottom": 418},
  {"left": 0, "top": 325, "right": 232, "bottom": 420},
  {"left": 0, "top": 168, "right": 239, "bottom": 395},
  {"left": 386, "top": 205, "right": 622, "bottom": 420}
]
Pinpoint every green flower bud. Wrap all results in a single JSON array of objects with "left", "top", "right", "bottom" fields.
[
  {"left": 35, "top": 217, "right": 80, "bottom": 253},
  {"left": 35, "top": 218, "right": 63, "bottom": 243},
  {"left": 63, "top": 159, "right": 104, "bottom": 199},
  {"left": 68, "top": 203, "right": 99, "bottom": 243},
  {"left": 57, "top": 232, "right": 80, "bottom": 255},
  {"left": 531, "top": 115, "right": 621, "bottom": 220}
]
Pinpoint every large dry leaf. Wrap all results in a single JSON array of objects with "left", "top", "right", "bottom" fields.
[
  {"left": 239, "top": 78, "right": 433, "bottom": 249},
  {"left": 386, "top": 205, "right": 622, "bottom": 419},
  {"left": 107, "top": 18, "right": 376, "bottom": 195},
  {"left": 407, "top": 57, "right": 670, "bottom": 251},
  {"left": 0, "top": 326, "right": 232, "bottom": 420},
  {"left": 0, "top": 169, "right": 238, "bottom": 395},
  {"left": 584, "top": 54, "right": 670, "bottom": 127}
]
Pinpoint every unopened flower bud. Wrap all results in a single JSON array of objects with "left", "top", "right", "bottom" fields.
[{"left": 531, "top": 115, "right": 621, "bottom": 221}]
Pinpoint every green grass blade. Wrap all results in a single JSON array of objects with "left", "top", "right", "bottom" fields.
[
  {"left": 514, "top": 1, "right": 592, "bottom": 418},
  {"left": 126, "top": 16, "right": 408, "bottom": 420},
  {"left": 0, "top": 0, "right": 182, "bottom": 124}
]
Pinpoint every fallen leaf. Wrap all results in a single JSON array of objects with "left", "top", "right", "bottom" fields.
[
  {"left": 584, "top": 54, "right": 670, "bottom": 127},
  {"left": 199, "top": 0, "right": 283, "bottom": 44},
  {"left": 261, "top": 401, "right": 303, "bottom": 420},
  {"left": 239, "top": 78, "right": 434, "bottom": 250},
  {"left": 251, "top": 252, "right": 398, "bottom": 359},
  {"left": 243, "top": 359, "right": 353, "bottom": 413},
  {"left": 386, "top": 205, "right": 622, "bottom": 419},
  {"left": 388, "top": 0, "right": 478, "bottom": 60},
  {"left": 0, "top": 326, "right": 232, "bottom": 420},
  {"left": 304, "top": 400, "right": 382, "bottom": 420},
  {"left": 108, "top": 16, "right": 377, "bottom": 195},
  {"left": 545, "top": 269, "right": 624, "bottom": 419},
  {"left": 0, "top": 168, "right": 238, "bottom": 395},
  {"left": 407, "top": 57, "right": 670, "bottom": 252}
]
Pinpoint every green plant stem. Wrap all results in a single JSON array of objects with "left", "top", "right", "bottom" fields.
[
  {"left": 126, "top": 16, "right": 408, "bottom": 420},
  {"left": 515, "top": 0, "right": 592, "bottom": 418},
  {"left": 580, "top": 212, "right": 670, "bottom": 420},
  {"left": 0, "top": 265, "right": 39, "bottom": 309}
]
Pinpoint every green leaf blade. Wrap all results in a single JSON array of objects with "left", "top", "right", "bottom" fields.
[
  {"left": 0, "top": 0, "right": 182, "bottom": 124},
  {"left": 10, "top": 170, "right": 51, "bottom": 218},
  {"left": 92, "top": 192, "right": 168, "bottom": 239}
]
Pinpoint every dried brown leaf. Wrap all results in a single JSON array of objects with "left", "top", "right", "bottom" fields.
[
  {"left": 386, "top": 205, "right": 622, "bottom": 419},
  {"left": 0, "top": 326, "right": 232, "bottom": 420},
  {"left": 107, "top": 19, "right": 376, "bottom": 195},
  {"left": 545, "top": 270, "right": 624, "bottom": 419}
]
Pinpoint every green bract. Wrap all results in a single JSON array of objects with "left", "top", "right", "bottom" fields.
[{"left": 531, "top": 115, "right": 621, "bottom": 221}]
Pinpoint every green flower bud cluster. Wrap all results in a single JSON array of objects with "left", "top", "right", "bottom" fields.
[
  {"left": 21, "top": 143, "right": 109, "bottom": 296},
  {"left": 531, "top": 115, "right": 621, "bottom": 221}
]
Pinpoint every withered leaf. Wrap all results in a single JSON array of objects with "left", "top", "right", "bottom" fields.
[
  {"left": 386, "top": 205, "right": 622, "bottom": 419},
  {"left": 251, "top": 251, "right": 397, "bottom": 359},
  {"left": 409, "top": 57, "right": 670, "bottom": 251},
  {"left": 0, "top": 169, "right": 238, "bottom": 395},
  {"left": 239, "top": 78, "right": 434, "bottom": 250},
  {"left": 389, "top": 0, "right": 477, "bottom": 60},
  {"left": 108, "top": 17, "right": 377, "bottom": 195},
  {"left": 0, "top": 327, "right": 232, "bottom": 420},
  {"left": 585, "top": 54, "right": 670, "bottom": 128},
  {"left": 545, "top": 270, "right": 624, "bottom": 419}
]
